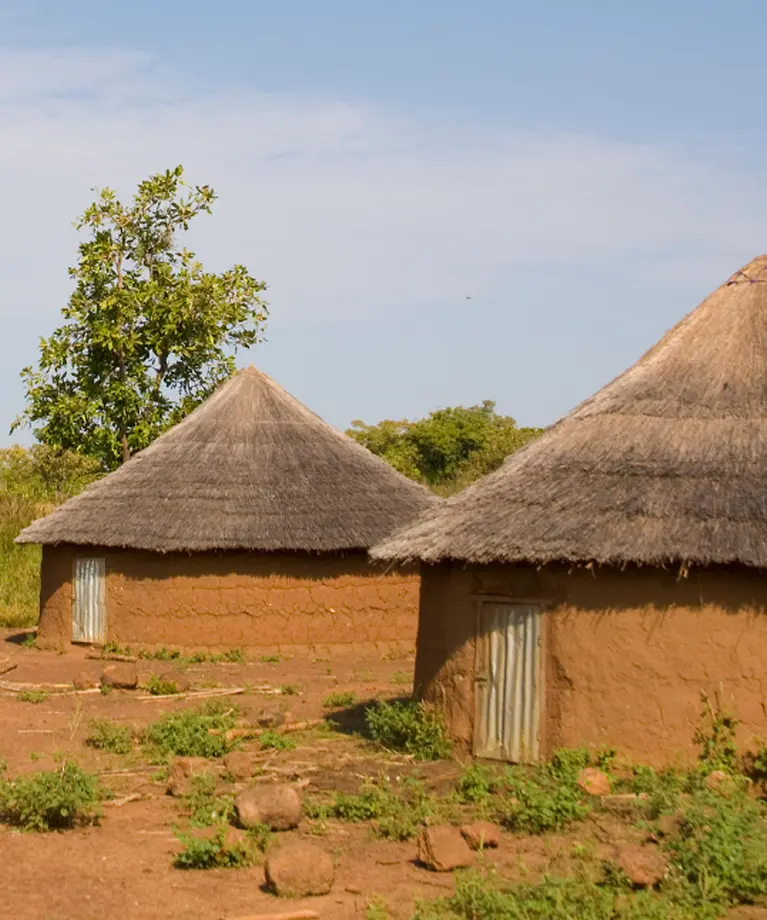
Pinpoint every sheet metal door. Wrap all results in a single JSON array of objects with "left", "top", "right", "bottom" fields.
[
  {"left": 72, "top": 557, "right": 106, "bottom": 644},
  {"left": 474, "top": 603, "right": 541, "bottom": 762}
]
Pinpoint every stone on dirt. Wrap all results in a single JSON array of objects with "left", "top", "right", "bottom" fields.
[
  {"left": 166, "top": 756, "right": 214, "bottom": 797},
  {"left": 417, "top": 826, "right": 473, "bottom": 872},
  {"left": 100, "top": 663, "right": 138, "bottom": 690},
  {"left": 459, "top": 821, "right": 501, "bottom": 850},
  {"left": 265, "top": 841, "right": 335, "bottom": 896},
  {"left": 257, "top": 709, "right": 287, "bottom": 729},
  {"left": 615, "top": 844, "right": 668, "bottom": 887},
  {"left": 577, "top": 767, "right": 611, "bottom": 797},
  {"left": 224, "top": 751, "right": 256, "bottom": 780},
  {"left": 73, "top": 671, "right": 98, "bottom": 690},
  {"left": 235, "top": 784, "right": 302, "bottom": 831}
]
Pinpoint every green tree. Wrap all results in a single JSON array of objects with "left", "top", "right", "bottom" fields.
[
  {"left": 14, "top": 166, "right": 268, "bottom": 469},
  {"left": 347, "top": 401, "right": 542, "bottom": 494}
]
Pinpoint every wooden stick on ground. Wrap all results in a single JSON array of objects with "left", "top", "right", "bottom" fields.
[
  {"left": 223, "top": 718, "right": 324, "bottom": 742},
  {"left": 0, "top": 662, "right": 18, "bottom": 677},
  {"left": 137, "top": 687, "right": 246, "bottom": 702}
]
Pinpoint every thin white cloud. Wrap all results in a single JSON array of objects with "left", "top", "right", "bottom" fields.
[{"left": 2, "top": 48, "right": 767, "bottom": 332}]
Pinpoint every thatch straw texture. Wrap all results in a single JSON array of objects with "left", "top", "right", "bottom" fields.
[
  {"left": 372, "top": 256, "right": 767, "bottom": 568},
  {"left": 17, "top": 368, "right": 437, "bottom": 552}
]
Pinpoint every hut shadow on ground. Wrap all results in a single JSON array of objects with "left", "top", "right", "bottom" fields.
[{"left": 325, "top": 694, "right": 412, "bottom": 738}]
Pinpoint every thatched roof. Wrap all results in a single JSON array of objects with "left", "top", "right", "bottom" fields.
[
  {"left": 372, "top": 255, "right": 767, "bottom": 569},
  {"left": 17, "top": 367, "right": 437, "bottom": 552}
]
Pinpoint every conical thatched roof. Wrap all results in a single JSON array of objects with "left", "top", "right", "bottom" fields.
[
  {"left": 372, "top": 255, "right": 767, "bottom": 568},
  {"left": 17, "top": 367, "right": 437, "bottom": 552}
]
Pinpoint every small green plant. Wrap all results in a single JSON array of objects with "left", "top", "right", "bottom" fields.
[
  {"left": 693, "top": 691, "right": 739, "bottom": 773},
  {"left": 499, "top": 753, "right": 592, "bottom": 834},
  {"left": 21, "top": 633, "right": 37, "bottom": 648},
  {"left": 390, "top": 671, "right": 410, "bottom": 686},
  {"left": 146, "top": 673, "right": 181, "bottom": 696},
  {"left": 19, "top": 689, "right": 47, "bottom": 704},
  {"left": 260, "top": 654, "right": 280, "bottom": 664},
  {"left": 85, "top": 718, "right": 134, "bottom": 755},
  {"left": 323, "top": 690, "right": 356, "bottom": 708},
  {"left": 174, "top": 826, "right": 254, "bottom": 869},
  {"left": 184, "top": 774, "right": 235, "bottom": 827},
  {"left": 455, "top": 762, "right": 500, "bottom": 806},
  {"left": 143, "top": 702, "right": 239, "bottom": 760},
  {"left": 29, "top": 751, "right": 41, "bottom": 762},
  {"left": 259, "top": 730, "right": 296, "bottom": 751},
  {"left": 102, "top": 641, "right": 133, "bottom": 657},
  {"left": 139, "top": 646, "right": 183, "bottom": 662},
  {"left": 0, "top": 762, "right": 101, "bottom": 831},
  {"left": 280, "top": 684, "right": 299, "bottom": 696},
  {"left": 365, "top": 699, "right": 451, "bottom": 761},
  {"left": 245, "top": 822, "right": 272, "bottom": 853},
  {"left": 366, "top": 896, "right": 391, "bottom": 920},
  {"left": 221, "top": 647, "right": 246, "bottom": 664}
]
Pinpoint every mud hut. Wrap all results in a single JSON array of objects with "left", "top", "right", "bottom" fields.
[
  {"left": 18, "top": 367, "right": 437, "bottom": 652},
  {"left": 372, "top": 255, "right": 767, "bottom": 765}
]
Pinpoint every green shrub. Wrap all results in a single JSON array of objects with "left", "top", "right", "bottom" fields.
[
  {"left": 146, "top": 673, "right": 181, "bottom": 696},
  {"left": 246, "top": 822, "right": 273, "bottom": 853},
  {"left": 184, "top": 774, "right": 235, "bottom": 827},
  {"left": 280, "top": 684, "right": 299, "bottom": 696},
  {"left": 365, "top": 699, "right": 451, "bottom": 761},
  {"left": 305, "top": 778, "right": 441, "bottom": 841},
  {"left": 259, "top": 730, "right": 296, "bottom": 751},
  {"left": 174, "top": 826, "right": 254, "bottom": 869},
  {"left": 18, "top": 689, "right": 47, "bottom": 704},
  {"left": 0, "top": 762, "right": 101, "bottom": 831},
  {"left": 666, "top": 788, "right": 767, "bottom": 908},
  {"left": 86, "top": 719, "right": 134, "bottom": 755},
  {"left": 455, "top": 763, "right": 501, "bottom": 806},
  {"left": 144, "top": 702, "right": 239, "bottom": 759},
  {"left": 260, "top": 655, "right": 280, "bottom": 664},
  {"left": 323, "top": 690, "right": 356, "bottom": 708}
]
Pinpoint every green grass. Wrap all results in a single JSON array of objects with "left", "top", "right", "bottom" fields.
[
  {"left": 323, "top": 690, "right": 357, "bottom": 708},
  {"left": 146, "top": 673, "right": 182, "bottom": 696},
  {"left": 0, "top": 495, "right": 42, "bottom": 628},
  {"left": 259, "top": 729, "right": 296, "bottom": 751}
]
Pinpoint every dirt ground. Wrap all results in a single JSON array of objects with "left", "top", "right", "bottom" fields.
[{"left": 0, "top": 630, "right": 762, "bottom": 920}]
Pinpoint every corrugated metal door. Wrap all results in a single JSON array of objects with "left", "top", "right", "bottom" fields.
[
  {"left": 474, "top": 603, "right": 541, "bottom": 762},
  {"left": 72, "top": 558, "right": 106, "bottom": 644}
]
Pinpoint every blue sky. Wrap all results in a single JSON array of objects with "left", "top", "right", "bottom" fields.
[{"left": 2, "top": 1, "right": 767, "bottom": 439}]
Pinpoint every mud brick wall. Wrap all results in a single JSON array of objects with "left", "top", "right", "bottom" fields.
[
  {"left": 415, "top": 561, "right": 767, "bottom": 765},
  {"left": 38, "top": 544, "right": 419, "bottom": 653}
]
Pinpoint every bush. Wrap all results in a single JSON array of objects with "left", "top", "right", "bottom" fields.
[
  {"left": 146, "top": 673, "right": 181, "bottom": 696},
  {"left": 18, "top": 689, "right": 47, "bottom": 704},
  {"left": 455, "top": 763, "right": 501, "bottom": 807},
  {"left": 666, "top": 788, "right": 767, "bottom": 908},
  {"left": 323, "top": 691, "right": 356, "bottom": 708},
  {"left": 365, "top": 699, "right": 451, "bottom": 761},
  {"left": 693, "top": 691, "right": 739, "bottom": 774},
  {"left": 174, "top": 826, "right": 254, "bottom": 869},
  {"left": 259, "top": 730, "right": 296, "bottom": 751},
  {"left": 144, "top": 702, "right": 239, "bottom": 759},
  {"left": 0, "top": 762, "right": 101, "bottom": 831},
  {"left": 86, "top": 719, "right": 134, "bottom": 755},
  {"left": 184, "top": 774, "right": 235, "bottom": 827}
]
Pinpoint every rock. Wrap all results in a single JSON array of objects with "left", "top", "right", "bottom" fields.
[
  {"left": 235, "top": 784, "right": 302, "bottom": 831},
  {"left": 417, "top": 826, "right": 474, "bottom": 872},
  {"left": 224, "top": 751, "right": 256, "bottom": 780},
  {"left": 577, "top": 767, "right": 611, "bottom": 797},
  {"left": 157, "top": 668, "right": 191, "bottom": 693},
  {"left": 166, "top": 756, "right": 213, "bottom": 797},
  {"left": 100, "top": 663, "right": 138, "bottom": 690},
  {"left": 265, "top": 841, "right": 335, "bottom": 896},
  {"left": 460, "top": 821, "right": 501, "bottom": 850},
  {"left": 615, "top": 844, "right": 668, "bottom": 887},
  {"left": 256, "top": 709, "right": 286, "bottom": 729},
  {"left": 73, "top": 671, "right": 97, "bottom": 690}
]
